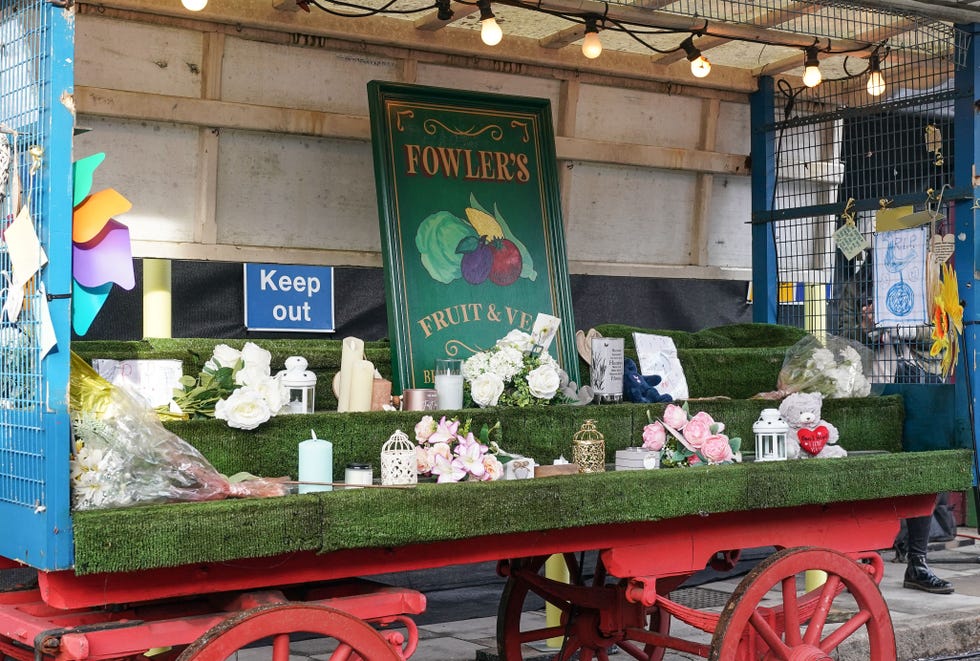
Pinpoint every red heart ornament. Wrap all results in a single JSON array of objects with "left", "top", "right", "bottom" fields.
[{"left": 797, "top": 426, "right": 829, "bottom": 455}]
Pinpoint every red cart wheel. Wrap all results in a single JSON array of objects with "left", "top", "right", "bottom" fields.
[
  {"left": 710, "top": 547, "right": 895, "bottom": 661},
  {"left": 497, "top": 555, "right": 671, "bottom": 661},
  {"left": 176, "top": 603, "right": 401, "bottom": 661}
]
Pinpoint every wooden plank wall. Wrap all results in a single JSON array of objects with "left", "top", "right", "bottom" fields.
[{"left": 72, "top": 5, "right": 754, "bottom": 281}]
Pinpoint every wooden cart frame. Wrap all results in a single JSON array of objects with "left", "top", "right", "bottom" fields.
[{"left": 0, "top": 493, "right": 938, "bottom": 661}]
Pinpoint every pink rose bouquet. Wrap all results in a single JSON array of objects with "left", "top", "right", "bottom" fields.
[
  {"left": 414, "top": 415, "right": 505, "bottom": 483},
  {"left": 644, "top": 405, "right": 742, "bottom": 467}
]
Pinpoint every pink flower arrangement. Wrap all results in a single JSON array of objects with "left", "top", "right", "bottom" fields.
[
  {"left": 414, "top": 415, "right": 505, "bottom": 483},
  {"left": 643, "top": 405, "right": 742, "bottom": 467}
]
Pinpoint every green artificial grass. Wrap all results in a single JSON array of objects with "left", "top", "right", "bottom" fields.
[
  {"left": 161, "top": 397, "right": 906, "bottom": 480},
  {"left": 71, "top": 449, "right": 974, "bottom": 575},
  {"left": 73, "top": 324, "right": 804, "bottom": 411},
  {"left": 67, "top": 326, "right": 959, "bottom": 577}
]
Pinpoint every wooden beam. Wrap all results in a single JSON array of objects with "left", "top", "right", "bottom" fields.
[
  {"left": 654, "top": 1, "right": 823, "bottom": 66},
  {"left": 690, "top": 97, "right": 720, "bottom": 266},
  {"left": 74, "top": 86, "right": 751, "bottom": 176},
  {"left": 557, "top": 79, "right": 579, "bottom": 230},
  {"left": 76, "top": 2, "right": 757, "bottom": 95},
  {"left": 194, "top": 31, "right": 224, "bottom": 246},
  {"left": 130, "top": 239, "right": 752, "bottom": 279},
  {"left": 837, "top": 0, "right": 980, "bottom": 25},
  {"left": 555, "top": 135, "right": 748, "bottom": 175},
  {"left": 539, "top": 23, "right": 586, "bottom": 50},
  {"left": 75, "top": 86, "right": 372, "bottom": 139},
  {"left": 131, "top": 240, "right": 383, "bottom": 267},
  {"left": 414, "top": 2, "right": 478, "bottom": 31}
]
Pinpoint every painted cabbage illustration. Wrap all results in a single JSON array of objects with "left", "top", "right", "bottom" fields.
[{"left": 416, "top": 210, "right": 477, "bottom": 283}]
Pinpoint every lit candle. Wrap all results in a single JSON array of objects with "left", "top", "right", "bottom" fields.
[{"left": 298, "top": 430, "right": 332, "bottom": 493}]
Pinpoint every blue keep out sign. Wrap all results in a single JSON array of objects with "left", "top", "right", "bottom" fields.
[{"left": 244, "top": 264, "right": 335, "bottom": 332}]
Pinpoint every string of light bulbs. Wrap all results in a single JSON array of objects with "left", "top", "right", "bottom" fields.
[
  {"left": 178, "top": 0, "right": 889, "bottom": 95},
  {"left": 801, "top": 43, "right": 889, "bottom": 97}
]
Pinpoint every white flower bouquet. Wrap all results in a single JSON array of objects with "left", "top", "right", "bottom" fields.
[
  {"left": 775, "top": 333, "right": 875, "bottom": 399},
  {"left": 162, "top": 342, "right": 287, "bottom": 430},
  {"left": 462, "top": 330, "right": 580, "bottom": 407},
  {"left": 70, "top": 353, "right": 289, "bottom": 510}
]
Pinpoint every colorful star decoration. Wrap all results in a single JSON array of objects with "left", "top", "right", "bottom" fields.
[
  {"left": 71, "top": 153, "right": 134, "bottom": 335},
  {"left": 930, "top": 262, "right": 963, "bottom": 379}
]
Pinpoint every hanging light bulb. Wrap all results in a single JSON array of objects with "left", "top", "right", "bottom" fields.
[
  {"left": 680, "top": 35, "right": 711, "bottom": 79},
  {"left": 867, "top": 53, "right": 886, "bottom": 97},
  {"left": 802, "top": 46, "right": 822, "bottom": 88},
  {"left": 477, "top": 0, "right": 502, "bottom": 46},
  {"left": 581, "top": 16, "right": 602, "bottom": 59},
  {"left": 181, "top": 0, "right": 207, "bottom": 10}
]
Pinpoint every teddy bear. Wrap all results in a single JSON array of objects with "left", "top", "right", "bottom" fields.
[
  {"left": 623, "top": 358, "right": 672, "bottom": 404},
  {"left": 777, "top": 391, "right": 847, "bottom": 459}
]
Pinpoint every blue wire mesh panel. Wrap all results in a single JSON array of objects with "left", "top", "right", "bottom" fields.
[
  {"left": 0, "top": 0, "right": 75, "bottom": 570},
  {"left": 753, "top": 9, "right": 967, "bottom": 386}
]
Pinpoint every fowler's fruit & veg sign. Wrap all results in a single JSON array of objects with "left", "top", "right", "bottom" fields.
[{"left": 368, "top": 82, "right": 578, "bottom": 391}]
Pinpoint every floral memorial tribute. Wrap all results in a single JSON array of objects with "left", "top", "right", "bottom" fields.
[
  {"left": 770, "top": 333, "right": 874, "bottom": 399},
  {"left": 413, "top": 415, "right": 505, "bottom": 482},
  {"left": 162, "top": 342, "right": 287, "bottom": 430},
  {"left": 642, "top": 404, "right": 742, "bottom": 467},
  {"left": 462, "top": 329, "right": 587, "bottom": 407},
  {"left": 70, "top": 354, "right": 288, "bottom": 510}
]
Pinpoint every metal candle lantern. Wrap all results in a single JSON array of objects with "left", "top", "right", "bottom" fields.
[
  {"left": 753, "top": 408, "right": 789, "bottom": 462},
  {"left": 279, "top": 356, "right": 317, "bottom": 414},
  {"left": 572, "top": 419, "right": 606, "bottom": 473},
  {"left": 381, "top": 429, "right": 418, "bottom": 486}
]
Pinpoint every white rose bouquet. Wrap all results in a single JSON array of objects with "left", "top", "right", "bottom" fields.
[
  {"left": 774, "top": 333, "right": 874, "bottom": 399},
  {"left": 462, "top": 329, "right": 575, "bottom": 408},
  {"left": 161, "top": 342, "right": 287, "bottom": 430}
]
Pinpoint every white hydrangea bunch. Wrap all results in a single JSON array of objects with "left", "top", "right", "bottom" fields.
[{"left": 462, "top": 330, "right": 566, "bottom": 408}]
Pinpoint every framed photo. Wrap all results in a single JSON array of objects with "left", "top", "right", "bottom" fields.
[{"left": 367, "top": 81, "right": 579, "bottom": 391}]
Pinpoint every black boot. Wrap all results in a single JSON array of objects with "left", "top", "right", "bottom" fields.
[{"left": 904, "top": 553, "right": 954, "bottom": 594}]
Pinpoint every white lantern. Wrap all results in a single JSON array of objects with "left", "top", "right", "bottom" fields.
[
  {"left": 381, "top": 429, "right": 418, "bottom": 486},
  {"left": 278, "top": 356, "right": 316, "bottom": 414},
  {"left": 753, "top": 408, "right": 788, "bottom": 462}
]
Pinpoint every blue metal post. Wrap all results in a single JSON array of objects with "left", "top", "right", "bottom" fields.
[
  {"left": 750, "top": 77, "right": 778, "bottom": 323},
  {"left": 953, "top": 23, "right": 980, "bottom": 482}
]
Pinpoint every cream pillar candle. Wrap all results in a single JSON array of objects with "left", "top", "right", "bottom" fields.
[
  {"left": 348, "top": 359, "right": 375, "bottom": 412},
  {"left": 337, "top": 337, "right": 364, "bottom": 412},
  {"left": 298, "top": 430, "right": 332, "bottom": 493}
]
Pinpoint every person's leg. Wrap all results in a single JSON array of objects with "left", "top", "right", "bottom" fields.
[{"left": 904, "top": 514, "right": 954, "bottom": 594}]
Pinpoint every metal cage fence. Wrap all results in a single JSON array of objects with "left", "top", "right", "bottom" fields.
[
  {"left": 0, "top": 0, "right": 75, "bottom": 569},
  {"left": 763, "top": 14, "right": 965, "bottom": 385}
]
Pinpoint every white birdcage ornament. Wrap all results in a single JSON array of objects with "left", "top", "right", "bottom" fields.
[{"left": 381, "top": 429, "right": 418, "bottom": 486}]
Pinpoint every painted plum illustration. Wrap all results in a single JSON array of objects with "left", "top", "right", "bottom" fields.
[
  {"left": 415, "top": 194, "right": 537, "bottom": 286},
  {"left": 459, "top": 236, "right": 494, "bottom": 284}
]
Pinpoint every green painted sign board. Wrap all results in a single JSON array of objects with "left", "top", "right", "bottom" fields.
[{"left": 367, "top": 81, "right": 579, "bottom": 392}]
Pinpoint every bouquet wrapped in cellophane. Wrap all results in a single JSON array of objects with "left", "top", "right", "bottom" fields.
[
  {"left": 757, "top": 333, "right": 876, "bottom": 400},
  {"left": 69, "top": 352, "right": 289, "bottom": 510}
]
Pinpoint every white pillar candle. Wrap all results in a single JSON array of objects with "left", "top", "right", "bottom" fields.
[
  {"left": 348, "top": 359, "right": 375, "bottom": 412},
  {"left": 298, "top": 431, "right": 333, "bottom": 493},
  {"left": 337, "top": 337, "right": 364, "bottom": 412},
  {"left": 434, "top": 373, "right": 464, "bottom": 409},
  {"left": 434, "top": 358, "right": 464, "bottom": 409}
]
